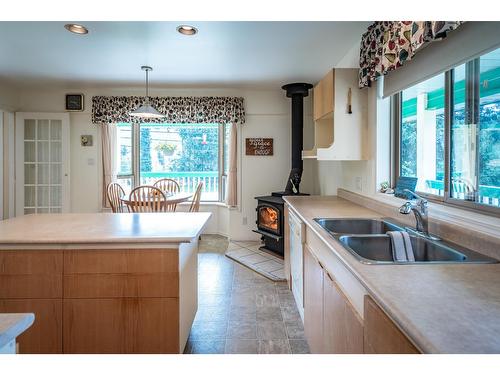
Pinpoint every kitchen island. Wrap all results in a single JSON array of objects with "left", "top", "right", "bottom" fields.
[{"left": 0, "top": 212, "right": 211, "bottom": 354}]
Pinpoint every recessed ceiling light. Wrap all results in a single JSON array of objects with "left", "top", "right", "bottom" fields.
[
  {"left": 176, "top": 25, "right": 197, "bottom": 36},
  {"left": 64, "top": 24, "right": 89, "bottom": 35}
]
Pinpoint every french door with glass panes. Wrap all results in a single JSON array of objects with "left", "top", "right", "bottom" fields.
[{"left": 15, "top": 113, "right": 70, "bottom": 216}]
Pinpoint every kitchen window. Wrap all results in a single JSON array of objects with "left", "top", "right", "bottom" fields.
[
  {"left": 116, "top": 122, "right": 229, "bottom": 202},
  {"left": 394, "top": 47, "right": 500, "bottom": 213}
]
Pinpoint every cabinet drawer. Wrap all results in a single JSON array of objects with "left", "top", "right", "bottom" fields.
[
  {"left": 364, "top": 295, "right": 420, "bottom": 354},
  {"left": 63, "top": 273, "right": 178, "bottom": 298},
  {"left": 0, "top": 299, "right": 62, "bottom": 353},
  {"left": 0, "top": 251, "right": 62, "bottom": 298},
  {"left": 64, "top": 249, "right": 178, "bottom": 274},
  {"left": 63, "top": 298, "right": 179, "bottom": 353},
  {"left": 0, "top": 250, "right": 62, "bottom": 274}
]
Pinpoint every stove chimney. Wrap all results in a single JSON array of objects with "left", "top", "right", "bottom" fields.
[{"left": 281, "top": 82, "right": 313, "bottom": 194}]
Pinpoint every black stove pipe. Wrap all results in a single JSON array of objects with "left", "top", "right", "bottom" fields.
[{"left": 281, "top": 82, "right": 313, "bottom": 194}]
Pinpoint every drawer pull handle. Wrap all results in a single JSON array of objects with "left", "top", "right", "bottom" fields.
[
  {"left": 318, "top": 261, "right": 324, "bottom": 269},
  {"left": 326, "top": 272, "right": 333, "bottom": 282}
]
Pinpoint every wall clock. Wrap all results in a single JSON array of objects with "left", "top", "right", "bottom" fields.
[{"left": 66, "top": 94, "right": 84, "bottom": 111}]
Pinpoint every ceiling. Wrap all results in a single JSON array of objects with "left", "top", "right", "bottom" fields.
[{"left": 0, "top": 21, "right": 369, "bottom": 88}]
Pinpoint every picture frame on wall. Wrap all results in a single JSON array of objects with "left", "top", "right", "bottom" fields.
[{"left": 65, "top": 94, "right": 84, "bottom": 111}]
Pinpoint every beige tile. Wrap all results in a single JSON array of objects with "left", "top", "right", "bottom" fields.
[
  {"left": 225, "top": 339, "right": 259, "bottom": 354},
  {"left": 278, "top": 292, "right": 296, "bottom": 308},
  {"left": 257, "top": 306, "right": 283, "bottom": 321},
  {"left": 227, "top": 321, "right": 257, "bottom": 339},
  {"left": 289, "top": 339, "right": 310, "bottom": 354},
  {"left": 270, "top": 269, "right": 286, "bottom": 280},
  {"left": 256, "top": 260, "right": 284, "bottom": 272},
  {"left": 189, "top": 340, "right": 226, "bottom": 354},
  {"left": 231, "top": 292, "right": 256, "bottom": 307},
  {"left": 198, "top": 293, "right": 231, "bottom": 307},
  {"left": 194, "top": 306, "right": 230, "bottom": 322},
  {"left": 281, "top": 305, "right": 301, "bottom": 321},
  {"left": 226, "top": 247, "right": 255, "bottom": 258},
  {"left": 255, "top": 293, "right": 280, "bottom": 308},
  {"left": 285, "top": 320, "right": 305, "bottom": 339},
  {"left": 239, "top": 253, "right": 270, "bottom": 264},
  {"left": 257, "top": 321, "right": 287, "bottom": 339},
  {"left": 227, "top": 241, "right": 244, "bottom": 251},
  {"left": 234, "top": 240, "right": 261, "bottom": 247},
  {"left": 229, "top": 305, "right": 257, "bottom": 321},
  {"left": 244, "top": 244, "right": 266, "bottom": 252},
  {"left": 189, "top": 321, "right": 228, "bottom": 340},
  {"left": 258, "top": 340, "right": 291, "bottom": 354}
]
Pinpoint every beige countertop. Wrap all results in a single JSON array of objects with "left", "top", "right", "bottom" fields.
[
  {"left": 284, "top": 195, "right": 500, "bottom": 354},
  {"left": 0, "top": 213, "right": 211, "bottom": 246}
]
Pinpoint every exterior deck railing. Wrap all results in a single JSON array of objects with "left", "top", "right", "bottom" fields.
[{"left": 425, "top": 180, "right": 500, "bottom": 207}]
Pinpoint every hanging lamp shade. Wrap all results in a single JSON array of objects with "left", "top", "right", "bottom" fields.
[{"left": 129, "top": 66, "right": 165, "bottom": 119}]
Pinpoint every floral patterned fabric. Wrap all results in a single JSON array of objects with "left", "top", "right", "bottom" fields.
[
  {"left": 359, "top": 21, "right": 463, "bottom": 88},
  {"left": 92, "top": 96, "right": 245, "bottom": 124}
]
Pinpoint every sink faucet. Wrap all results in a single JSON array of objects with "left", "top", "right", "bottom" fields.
[{"left": 399, "top": 189, "right": 440, "bottom": 241}]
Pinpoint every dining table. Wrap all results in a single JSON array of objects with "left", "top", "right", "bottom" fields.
[{"left": 120, "top": 192, "right": 193, "bottom": 211}]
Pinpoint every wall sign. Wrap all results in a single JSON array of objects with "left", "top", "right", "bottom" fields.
[{"left": 245, "top": 138, "right": 273, "bottom": 156}]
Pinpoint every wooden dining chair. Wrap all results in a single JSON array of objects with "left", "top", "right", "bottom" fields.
[
  {"left": 128, "top": 185, "right": 167, "bottom": 213},
  {"left": 189, "top": 182, "right": 204, "bottom": 212},
  {"left": 106, "top": 182, "right": 127, "bottom": 213},
  {"left": 153, "top": 178, "right": 180, "bottom": 195}
]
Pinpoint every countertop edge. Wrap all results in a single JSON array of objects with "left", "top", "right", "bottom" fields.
[{"left": 0, "top": 313, "right": 35, "bottom": 349}]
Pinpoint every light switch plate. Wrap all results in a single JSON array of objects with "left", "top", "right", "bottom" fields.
[{"left": 81, "top": 135, "right": 93, "bottom": 146}]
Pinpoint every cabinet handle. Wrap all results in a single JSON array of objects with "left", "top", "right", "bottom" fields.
[
  {"left": 326, "top": 271, "right": 333, "bottom": 282},
  {"left": 318, "top": 261, "right": 324, "bottom": 269}
]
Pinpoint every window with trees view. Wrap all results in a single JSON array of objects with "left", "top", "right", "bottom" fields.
[
  {"left": 116, "top": 122, "right": 228, "bottom": 202},
  {"left": 396, "top": 47, "right": 500, "bottom": 211}
]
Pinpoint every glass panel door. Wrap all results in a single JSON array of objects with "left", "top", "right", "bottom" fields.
[{"left": 16, "top": 113, "right": 69, "bottom": 215}]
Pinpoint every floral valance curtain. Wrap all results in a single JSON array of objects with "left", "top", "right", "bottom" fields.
[
  {"left": 359, "top": 21, "right": 463, "bottom": 88},
  {"left": 92, "top": 96, "right": 245, "bottom": 124}
]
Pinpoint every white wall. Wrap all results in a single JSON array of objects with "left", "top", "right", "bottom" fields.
[
  {"left": 1, "top": 82, "right": 18, "bottom": 219},
  {"left": 14, "top": 85, "right": 314, "bottom": 240},
  {"left": 0, "top": 81, "right": 19, "bottom": 111}
]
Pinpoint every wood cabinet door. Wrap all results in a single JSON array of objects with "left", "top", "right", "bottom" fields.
[
  {"left": 323, "top": 271, "right": 363, "bottom": 353},
  {"left": 63, "top": 298, "right": 179, "bottom": 354},
  {"left": 0, "top": 299, "right": 62, "bottom": 353},
  {"left": 313, "top": 79, "right": 324, "bottom": 121},
  {"left": 303, "top": 244, "right": 324, "bottom": 353},
  {"left": 313, "top": 70, "right": 334, "bottom": 121},
  {"left": 364, "top": 295, "right": 420, "bottom": 354}
]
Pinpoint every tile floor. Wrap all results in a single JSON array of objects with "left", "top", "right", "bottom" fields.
[
  {"left": 184, "top": 234, "right": 310, "bottom": 354},
  {"left": 225, "top": 240, "right": 286, "bottom": 281}
]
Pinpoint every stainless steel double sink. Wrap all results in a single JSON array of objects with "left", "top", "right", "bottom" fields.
[{"left": 313, "top": 218, "right": 498, "bottom": 264}]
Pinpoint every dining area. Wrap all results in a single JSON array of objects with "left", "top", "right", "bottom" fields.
[{"left": 106, "top": 178, "right": 204, "bottom": 214}]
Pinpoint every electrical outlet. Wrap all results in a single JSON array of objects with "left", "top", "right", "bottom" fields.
[
  {"left": 355, "top": 177, "right": 362, "bottom": 191},
  {"left": 242, "top": 217, "right": 247, "bottom": 225}
]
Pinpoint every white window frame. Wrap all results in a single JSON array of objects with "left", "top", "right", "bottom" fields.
[{"left": 116, "top": 122, "right": 229, "bottom": 203}]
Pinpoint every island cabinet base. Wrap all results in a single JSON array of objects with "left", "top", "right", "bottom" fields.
[
  {"left": 0, "top": 240, "right": 199, "bottom": 354},
  {"left": 63, "top": 298, "right": 179, "bottom": 353}
]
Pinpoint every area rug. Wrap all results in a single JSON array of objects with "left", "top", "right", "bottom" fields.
[{"left": 225, "top": 240, "right": 285, "bottom": 281}]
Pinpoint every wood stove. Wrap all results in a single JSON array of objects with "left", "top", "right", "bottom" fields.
[
  {"left": 254, "top": 195, "right": 285, "bottom": 255},
  {"left": 253, "top": 82, "right": 312, "bottom": 257}
]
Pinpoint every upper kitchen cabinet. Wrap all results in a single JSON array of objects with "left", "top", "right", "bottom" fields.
[{"left": 303, "top": 68, "right": 368, "bottom": 161}]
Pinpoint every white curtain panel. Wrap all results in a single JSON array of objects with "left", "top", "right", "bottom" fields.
[
  {"left": 101, "top": 123, "right": 118, "bottom": 209},
  {"left": 225, "top": 123, "right": 238, "bottom": 207}
]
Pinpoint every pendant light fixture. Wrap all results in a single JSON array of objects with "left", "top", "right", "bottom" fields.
[{"left": 129, "top": 66, "right": 165, "bottom": 119}]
